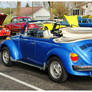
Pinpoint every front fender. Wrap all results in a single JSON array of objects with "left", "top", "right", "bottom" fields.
[
  {"left": 46, "top": 48, "right": 73, "bottom": 74},
  {"left": 0, "top": 40, "right": 22, "bottom": 60}
]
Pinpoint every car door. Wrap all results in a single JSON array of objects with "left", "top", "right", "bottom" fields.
[{"left": 20, "top": 35, "right": 36, "bottom": 64}]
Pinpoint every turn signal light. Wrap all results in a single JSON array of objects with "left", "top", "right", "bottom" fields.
[
  {"left": 6, "top": 37, "right": 10, "bottom": 40},
  {"left": 70, "top": 53, "right": 78, "bottom": 62}
]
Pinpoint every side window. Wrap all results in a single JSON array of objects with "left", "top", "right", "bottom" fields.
[
  {"left": 82, "top": 19, "right": 88, "bottom": 23},
  {"left": 79, "top": 20, "right": 82, "bottom": 23},
  {"left": 88, "top": 19, "right": 92, "bottom": 23},
  {"left": 12, "top": 19, "right": 18, "bottom": 23}
]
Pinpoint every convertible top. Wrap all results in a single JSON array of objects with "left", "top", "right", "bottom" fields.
[{"left": 54, "top": 27, "right": 92, "bottom": 43}]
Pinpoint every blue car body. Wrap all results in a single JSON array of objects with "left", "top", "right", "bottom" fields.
[
  {"left": 1, "top": 22, "right": 92, "bottom": 77},
  {"left": 78, "top": 17, "right": 92, "bottom": 27}
]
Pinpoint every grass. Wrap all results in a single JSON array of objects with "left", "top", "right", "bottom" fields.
[{"left": 3, "top": 15, "right": 12, "bottom": 26}]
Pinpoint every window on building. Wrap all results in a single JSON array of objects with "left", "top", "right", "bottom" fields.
[
  {"left": 86, "top": 5, "right": 88, "bottom": 8},
  {"left": 73, "top": 9, "right": 79, "bottom": 15}
]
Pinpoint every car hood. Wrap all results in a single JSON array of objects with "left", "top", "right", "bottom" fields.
[{"left": 0, "top": 13, "right": 7, "bottom": 25}]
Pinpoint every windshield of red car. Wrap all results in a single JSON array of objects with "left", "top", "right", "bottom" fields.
[{"left": 19, "top": 18, "right": 32, "bottom": 23}]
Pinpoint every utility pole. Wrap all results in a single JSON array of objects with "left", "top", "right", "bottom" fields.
[
  {"left": 16, "top": 1, "right": 21, "bottom": 16},
  {"left": 43, "top": 2, "right": 46, "bottom": 8},
  {"left": 32, "top": 1, "right": 34, "bottom": 20},
  {"left": 49, "top": 1, "right": 53, "bottom": 20}
]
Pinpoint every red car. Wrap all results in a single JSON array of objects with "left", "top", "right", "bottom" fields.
[
  {"left": 4, "top": 16, "right": 32, "bottom": 34},
  {"left": 0, "top": 13, "right": 10, "bottom": 37},
  {"left": 24, "top": 23, "right": 42, "bottom": 32}
]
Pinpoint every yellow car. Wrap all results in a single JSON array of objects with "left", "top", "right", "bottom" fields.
[
  {"left": 32, "top": 20, "right": 65, "bottom": 31},
  {"left": 42, "top": 21, "right": 65, "bottom": 31}
]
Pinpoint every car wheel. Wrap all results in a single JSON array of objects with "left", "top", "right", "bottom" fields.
[
  {"left": 48, "top": 57, "right": 68, "bottom": 83},
  {"left": 1, "top": 47, "right": 13, "bottom": 66}
]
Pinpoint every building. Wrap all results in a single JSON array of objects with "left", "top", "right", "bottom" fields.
[
  {"left": 13, "top": 7, "right": 50, "bottom": 20},
  {"left": 65, "top": 2, "right": 92, "bottom": 16}
]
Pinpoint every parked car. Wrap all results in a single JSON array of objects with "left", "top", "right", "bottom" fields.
[
  {"left": 42, "top": 21, "right": 65, "bottom": 31},
  {"left": 1, "top": 22, "right": 92, "bottom": 83},
  {"left": 78, "top": 17, "right": 92, "bottom": 27},
  {"left": 0, "top": 13, "right": 10, "bottom": 38},
  {"left": 29, "top": 20, "right": 65, "bottom": 31},
  {"left": 4, "top": 16, "right": 32, "bottom": 34}
]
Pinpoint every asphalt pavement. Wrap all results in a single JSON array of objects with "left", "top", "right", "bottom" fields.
[{"left": 0, "top": 39, "right": 92, "bottom": 90}]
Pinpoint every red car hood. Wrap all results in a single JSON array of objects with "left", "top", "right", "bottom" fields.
[{"left": 0, "top": 13, "right": 7, "bottom": 25}]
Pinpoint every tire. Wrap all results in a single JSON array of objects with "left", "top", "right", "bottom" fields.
[
  {"left": 48, "top": 57, "right": 68, "bottom": 83},
  {"left": 1, "top": 47, "right": 13, "bottom": 67}
]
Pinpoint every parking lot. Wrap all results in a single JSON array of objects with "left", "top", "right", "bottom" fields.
[{"left": 0, "top": 40, "right": 92, "bottom": 90}]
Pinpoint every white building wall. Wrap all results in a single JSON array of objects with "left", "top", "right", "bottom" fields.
[
  {"left": 33, "top": 8, "right": 50, "bottom": 20},
  {"left": 82, "top": 3, "right": 92, "bottom": 15}
]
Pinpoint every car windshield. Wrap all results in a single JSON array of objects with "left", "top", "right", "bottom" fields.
[
  {"left": 34, "top": 22, "right": 43, "bottom": 27},
  {"left": 19, "top": 18, "right": 32, "bottom": 22}
]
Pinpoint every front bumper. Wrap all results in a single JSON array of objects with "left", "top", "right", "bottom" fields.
[{"left": 73, "top": 65, "right": 92, "bottom": 71}]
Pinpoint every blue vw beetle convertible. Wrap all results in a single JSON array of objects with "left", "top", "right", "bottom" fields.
[{"left": 1, "top": 22, "right": 92, "bottom": 83}]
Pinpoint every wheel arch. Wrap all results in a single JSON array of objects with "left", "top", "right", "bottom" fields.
[
  {"left": 46, "top": 54, "right": 60, "bottom": 65},
  {"left": 1, "top": 40, "right": 22, "bottom": 61},
  {"left": 45, "top": 48, "right": 73, "bottom": 74}
]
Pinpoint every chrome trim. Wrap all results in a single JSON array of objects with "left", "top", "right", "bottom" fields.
[
  {"left": 73, "top": 65, "right": 92, "bottom": 71},
  {"left": 16, "top": 61, "right": 45, "bottom": 70},
  {"left": 10, "top": 57, "right": 46, "bottom": 70}
]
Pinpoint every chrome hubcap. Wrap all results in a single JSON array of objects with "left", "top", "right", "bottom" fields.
[
  {"left": 50, "top": 61, "right": 62, "bottom": 79},
  {"left": 3, "top": 50, "right": 9, "bottom": 64}
]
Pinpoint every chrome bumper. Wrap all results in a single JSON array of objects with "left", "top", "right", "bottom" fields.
[{"left": 72, "top": 65, "right": 92, "bottom": 71}]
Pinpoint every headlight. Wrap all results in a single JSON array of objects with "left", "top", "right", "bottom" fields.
[{"left": 70, "top": 53, "right": 78, "bottom": 63}]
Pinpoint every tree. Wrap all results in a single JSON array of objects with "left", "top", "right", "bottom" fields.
[
  {"left": 26, "top": 3, "right": 30, "bottom": 7},
  {"left": 53, "top": 2, "right": 68, "bottom": 18},
  {"left": 49, "top": 1, "right": 53, "bottom": 20}
]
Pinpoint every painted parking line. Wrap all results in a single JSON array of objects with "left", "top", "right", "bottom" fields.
[{"left": 0, "top": 72, "right": 44, "bottom": 91}]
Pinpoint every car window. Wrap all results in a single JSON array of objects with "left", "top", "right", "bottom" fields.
[
  {"left": 82, "top": 19, "right": 88, "bottom": 23},
  {"left": 19, "top": 18, "right": 32, "bottom": 23},
  {"left": 88, "top": 19, "right": 92, "bottom": 23},
  {"left": 79, "top": 20, "right": 82, "bottom": 23},
  {"left": 12, "top": 19, "right": 18, "bottom": 23},
  {"left": 24, "top": 28, "right": 43, "bottom": 38}
]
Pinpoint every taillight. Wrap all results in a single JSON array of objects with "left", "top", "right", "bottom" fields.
[{"left": 70, "top": 53, "right": 78, "bottom": 62}]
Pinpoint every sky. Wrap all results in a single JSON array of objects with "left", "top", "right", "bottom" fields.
[{"left": 0, "top": 1, "right": 47, "bottom": 8}]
